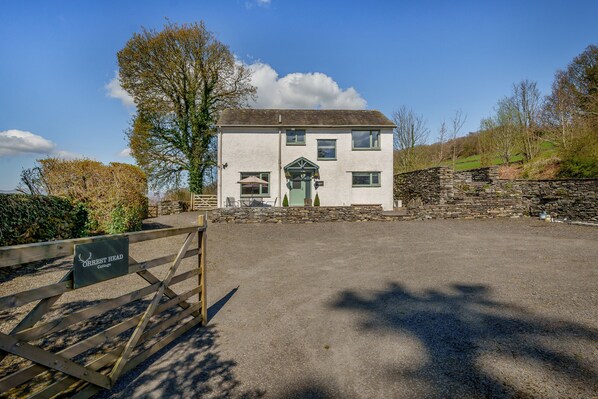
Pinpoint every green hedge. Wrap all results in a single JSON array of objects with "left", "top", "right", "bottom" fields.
[{"left": 0, "top": 194, "right": 88, "bottom": 247}]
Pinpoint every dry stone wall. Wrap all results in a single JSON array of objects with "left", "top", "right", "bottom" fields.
[
  {"left": 394, "top": 166, "right": 598, "bottom": 221},
  {"left": 209, "top": 206, "right": 400, "bottom": 224},
  {"left": 393, "top": 167, "right": 454, "bottom": 206},
  {"left": 156, "top": 200, "right": 188, "bottom": 216}
]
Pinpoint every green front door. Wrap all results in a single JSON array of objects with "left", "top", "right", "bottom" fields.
[{"left": 289, "top": 173, "right": 311, "bottom": 206}]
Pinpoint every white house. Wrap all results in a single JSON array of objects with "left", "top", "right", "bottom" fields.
[{"left": 217, "top": 109, "right": 396, "bottom": 210}]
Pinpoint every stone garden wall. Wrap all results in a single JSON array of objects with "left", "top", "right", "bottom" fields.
[
  {"left": 394, "top": 166, "right": 598, "bottom": 221},
  {"left": 209, "top": 205, "right": 397, "bottom": 224},
  {"left": 156, "top": 200, "right": 188, "bottom": 216}
]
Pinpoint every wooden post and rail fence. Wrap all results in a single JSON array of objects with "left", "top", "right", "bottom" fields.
[{"left": 0, "top": 216, "right": 207, "bottom": 398}]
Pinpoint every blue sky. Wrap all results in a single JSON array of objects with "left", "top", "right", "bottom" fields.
[{"left": 1, "top": 0, "right": 597, "bottom": 190}]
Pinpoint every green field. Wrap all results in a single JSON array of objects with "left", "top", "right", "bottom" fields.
[{"left": 444, "top": 141, "right": 556, "bottom": 171}]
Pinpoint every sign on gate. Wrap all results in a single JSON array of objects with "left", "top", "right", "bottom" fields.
[{"left": 73, "top": 237, "right": 129, "bottom": 288}]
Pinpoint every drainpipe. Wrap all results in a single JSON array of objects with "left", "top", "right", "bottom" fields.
[
  {"left": 278, "top": 114, "right": 282, "bottom": 207},
  {"left": 218, "top": 127, "right": 223, "bottom": 208}
]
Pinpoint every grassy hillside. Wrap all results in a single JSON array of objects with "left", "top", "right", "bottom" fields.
[
  {"left": 446, "top": 141, "right": 557, "bottom": 172},
  {"left": 394, "top": 135, "right": 569, "bottom": 179}
]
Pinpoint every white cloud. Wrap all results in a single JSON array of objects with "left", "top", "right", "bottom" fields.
[
  {"left": 246, "top": 0, "right": 271, "bottom": 8},
  {"left": 247, "top": 62, "right": 367, "bottom": 110},
  {"left": 105, "top": 62, "right": 366, "bottom": 111},
  {"left": 0, "top": 129, "right": 55, "bottom": 156},
  {"left": 0, "top": 129, "right": 83, "bottom": 158},
  {"left": 105, "top": 72, "right": 135, "bottom": 108},
  {"left": 119, "top": 147, "right": 132, "bottom": 157}
]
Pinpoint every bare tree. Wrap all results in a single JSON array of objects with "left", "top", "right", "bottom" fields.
[
  {"left": 512, "top": 80, "right": 542, "bottom": 161},
  {"left": 450, "top": 110, "right": 467, "bottom": 170},
  {"left": 542, "top": 70, "right": 582, "bottom": 149},
  {"left": 436, "top": 121, "right": 447, "bottom": 165},
  {"left": 480, "top": 97, "right": 518, "bottom": 167},
  {"left": 16, "top": 166, "right": 47, "bottom": 195},
  {"left": 562, "top": 44, "right": 598, "bottom": 129},
  {"left": 393, "top": 106, "right": 429, "bottom": 172}
]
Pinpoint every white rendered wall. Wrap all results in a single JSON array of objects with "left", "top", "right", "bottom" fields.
[{"left": 218, "top": 127, "right": 394, "bottom": 210}]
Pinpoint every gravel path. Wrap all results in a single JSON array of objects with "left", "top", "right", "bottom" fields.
[{"left": 2, "top": 215, "right": 597, "bottom": 398}]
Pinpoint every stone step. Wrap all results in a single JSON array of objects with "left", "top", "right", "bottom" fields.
[{"left": 382, "top": 208, "right": 409, "bottom": 216}]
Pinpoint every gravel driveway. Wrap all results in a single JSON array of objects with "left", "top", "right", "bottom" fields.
[{"left": 3, "top": 215, "right": 598, "bottom": 398}]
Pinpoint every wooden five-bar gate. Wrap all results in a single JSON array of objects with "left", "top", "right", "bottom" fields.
[
  {"left": 190, "top": 194, "right": 217, "bottom": 211},
  {"left": 0, "top": 218, "right": 207, "bottom": 398}
]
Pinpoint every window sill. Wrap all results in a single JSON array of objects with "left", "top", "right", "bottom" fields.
[
  {"left": 286, "top": 143, "right": 306, "bottom": 146},
  {"left": 317, "top": 158, "right": 337, "bottom": 161},
  {"left": 351, "top": 148, "right": 381, "bottom": 151},
  {"left": 352, "top": 185, "right": 381, "bottom": 188}
]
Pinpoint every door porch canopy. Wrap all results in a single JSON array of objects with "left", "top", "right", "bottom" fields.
[{"left": 284, "top": 157, "right": 320, "bottom": 179}]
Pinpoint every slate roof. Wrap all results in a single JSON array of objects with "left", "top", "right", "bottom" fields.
[{"left": 218, "top": 109, "right": 395, "bottom": 128}]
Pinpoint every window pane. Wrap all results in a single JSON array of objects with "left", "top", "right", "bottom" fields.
[
  {"left": 241, "top": 184, "right": 259, "bottom": 195},
  {"left": 296, "top": 130, "right": 305, "bottom": 143},
  {"left": 241, "top": 172, "right": 269, "bottom": 196},
  {"left": 317, "top": 140, "right": 336, "bottom": 159},
  {"left": 352, "top": 173, "right": 371, "bottom": 185},
  {"left": 372, "top": 173, "right": 380, "bottom": 185},
  {"left": 261, "top": 173, "right": 269, "bottom": 194},
  {"left": 353, "top": 131, "right": 371, "bottom": 148},
  {"left": 286, "top": 131, "right": 296, "bottom": 143},
  {"left": 372, "top": 131, "right": 380, "bottom": 148},
  {"left": 286, "top": 130, "right": 305, "bottom": 144},
  {"left": 318, "top": 139, "right": 335, "bottom": 147},
  {"left": 318, "top": 148, "right": 336, "bottom": 159}
]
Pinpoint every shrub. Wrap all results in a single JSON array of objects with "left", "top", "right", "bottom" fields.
[
  {"left": 557, "top": 132, "right": 598, "bottom": 178},
  {"left": 23, "top": 158, "right": 149, "bottom": 234},
  {"left": 165, "top": 187, "right": 191, "bottom": 202},
  {"left": 314, "top": 193, "right": 320, "bottom": 206},
  {"left": 282, "top": 194, "right": 289, "bottom": 207},
  {"left": 0, "top": 194, "right": 88, "bottom": 246}
]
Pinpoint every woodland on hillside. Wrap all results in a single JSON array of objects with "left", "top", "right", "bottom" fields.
[{"left": 394, "top": 45, "right": 598, "bottom": 179}]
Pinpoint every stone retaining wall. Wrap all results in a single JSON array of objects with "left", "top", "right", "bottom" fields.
[
  {"left": 156, "top": 200, "right": 188, "bottom": 216},
  {"left": 454, "top": 167, "right": 499, "bottom": 183},
  {"left": 510, "top": 179, "right": 598, "bottom": 221},
  {"left": 394, "top": 166, "right": 598, "bottom": 221},
  {"left": 209, "top": 206, "right": 396, "bottom": 224},
  {"left": 393, "top": 167, "right": 454, "bottom": 206}
]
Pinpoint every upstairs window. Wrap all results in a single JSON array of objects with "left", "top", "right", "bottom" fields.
[
  {"left": 352, "top": 172, "right": 381, "bottom": 187},
  {"left": 286, "top": 129, "right": 306, "bottom": 145},
  {"left": 352, "top": 130, "right": 380, "bottom": 150},
  {"left": 317, "top": 139, "right": 337, "bottom": 160}
]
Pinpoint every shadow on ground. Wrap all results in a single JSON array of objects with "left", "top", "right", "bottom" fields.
[
  {"left": 0, "top": 258, "right": 71, "bottom": 284},
  {"left": 331, "top": 282, "right": 598, "bottom": 398},
  {"left": 93, "top": 287, "right": 264, "bottom": 399},
  {"left": 1, "top": 287, "right": 258, "bottom": 399}
]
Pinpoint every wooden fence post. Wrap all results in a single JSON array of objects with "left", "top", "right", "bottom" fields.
[{"left": 198, "top": 216, "right": 207, "bottom": 325}]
